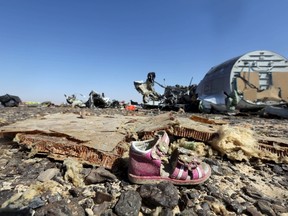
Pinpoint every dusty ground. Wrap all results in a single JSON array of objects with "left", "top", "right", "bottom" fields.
[{"left": 0, "top": 106, "right": 287, "bottom": 216}]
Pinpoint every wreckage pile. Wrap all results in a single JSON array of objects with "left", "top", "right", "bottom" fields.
[{"left": 0, "top": 106, "right": 288, "bottom": 215}]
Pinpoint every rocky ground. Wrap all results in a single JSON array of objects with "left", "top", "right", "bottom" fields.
[{"left": 0, "top": 106, "right": 287, "bottom": 216}]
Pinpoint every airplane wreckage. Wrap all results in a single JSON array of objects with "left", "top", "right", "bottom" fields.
[
  {"left": 64, "top": 90, "right": 121, "bottom": 109},
  {"left": 134, "top": 50, "right": 288, "bottom": 117},
  {"left": 134, "top": 72, "right": 199, "bottom": 111}
]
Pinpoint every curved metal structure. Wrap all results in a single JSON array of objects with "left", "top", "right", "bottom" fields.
[{"left": 196, "top": 50, "right": 288, "bottom": 112}]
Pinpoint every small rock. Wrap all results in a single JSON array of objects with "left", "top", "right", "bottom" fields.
[
  {"left": 224, "top": 176, "right": 234, "bottom": 183},
  {"left": 201, "top": 202, "right": 210, "bottom": 212},
  {"left": 196, "top": 208, "right": 206, "bottom": 216},
  {"left": 240, "top": 193, "right": 256, "bottom": 203},
  {"left": 222, "top": 166, "right": 236, "bottom": 175},
  {"left": 92, "top": 202, "right": 110, "bottom": 215},
  {"left": 278, "top": 179, "right": 288, "bottom": 188},
  {"left": 210, "top": 191, "right": 223, "bottom": 200},
  {"left": 222, "top": 195, "right": 242, "bottom": 214},
  {"left": 230, "top": 192, "right": 238, "bottom": 199},
  {"left": 84, "top": 167, "right": 117, "bottom": 184},
  {"left": 282, "top": 164, "right": 288, "bottom": 172},
  {"left": 120, "top": 180, "right": 130, "bottom": 188},
  {"left": 271, "top": 204, "right": 288, "bottom": 214},
  {"left": 139, "top": 181, "right": 179, "bottom": 209},
  {"left": 93, "top": 191, "right": 113, "bottom": 204},
  {"left": 53, "top": 176, "right": 66, "bottom": 186},
  {"left": 211, "top": 165, "right": 224, "bottom": 176},
  {"left": 85, "top": 208, "right": 94, "bottom": 216},
  {"left": 47, "top": 193, "right": 63, "bottom": 203},
  {"left": 29, "top": 197, "right": 46, "bottom": 209},
  {"left": 246, "top": 205, "right": 262, "bottom": 216},
  {"left": 68, "top": 188, "right": 81, "bottom": 198},
  {"left": 228, "top": 201, "right": 245, "bottom": 214},
  {"left": 204, "top": 195, "right": 216, "bottom": 202},
  {"left": 179, "top": 193, "right": 194, "bottom": 210},
  {"left": 35, "top": 199, "right": 85, "bottom": 216},
  {"left": 80, "top": 198, "right": 94, "bottom": 209},
  {"left": 159, "top": 207, "right": 173, "bottom": 216},
  {"left": 205, "top": 184, "right": 218, "bottom": 194},
  {"left": 140, "top": 205, "right": 154, "bottom": 215},
  {"left": 257, "top": 200, "right": 276, "bottom": 216},
  {"left": 242, "top": 186, "right": 263, "bottom": 199},
  {"left": 272, "top": 165, "right": 283, "bottom": 175},
  {"left": 203, "top": 158, "right": 220, "bottom": 166},
  {"left": 187, "top": 190, "right": 200, "bottom": 200},
  {"left": 37, "top": 168, "right": 59, "bottom": 182},
  {"left": 81, "top": 167, "right": 92, "bottom": 177},
  {"left": 114, "top": 190, "right": 142, "bottom": 216}
]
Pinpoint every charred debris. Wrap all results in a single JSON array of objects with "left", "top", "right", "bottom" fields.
[
  {"left": 0, "top": 94, "right": 22, "bottom": 107},
  {"left": 64, "top": 90, "right": 122, "bottom": 109},
  {"left": 134, "top": 72, "right": 199, "bottom": 112},
  {"left": 133, "top": 50, "right": 288, "bottom": 118}
]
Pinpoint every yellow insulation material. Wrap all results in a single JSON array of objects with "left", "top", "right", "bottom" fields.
[
  {"left": 210, "top": 125, "right": 261, "bottom": 161},
  {"left": 63, "top": 157, "right": 84, "bottom": 187}
]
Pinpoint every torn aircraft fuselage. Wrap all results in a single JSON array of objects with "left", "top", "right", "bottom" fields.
[{"left": 196, "top": 50, "right": 288, "bottom": 112}]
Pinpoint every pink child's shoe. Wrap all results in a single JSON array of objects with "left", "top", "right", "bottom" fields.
[{"left": 128, "top": 131, "right": 211, "bottom": 185}]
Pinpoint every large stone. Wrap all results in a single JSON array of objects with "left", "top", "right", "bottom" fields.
[
  {"left": 139, "top": 181, "right": 179, "bottom": 209},
  {"left": 114, "top": 190, "right": 142, "bottom": 216}
]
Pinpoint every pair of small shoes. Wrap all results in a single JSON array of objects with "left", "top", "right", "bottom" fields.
[{"left": 128, "top": 131, "right": 211, "bottom": 185}]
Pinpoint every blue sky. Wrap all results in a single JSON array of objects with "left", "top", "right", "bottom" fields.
[{"left": 1, "top": 0, "right": 288, "bottom": 104}]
